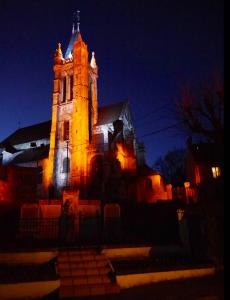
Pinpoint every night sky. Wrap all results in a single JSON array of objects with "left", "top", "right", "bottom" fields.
[{"left": 0, "top": 0, "right": 224, "bottom": 166}]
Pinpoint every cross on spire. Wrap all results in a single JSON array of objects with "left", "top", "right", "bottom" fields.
[{"left": 73, "top": 10, "right": 81, "bottom": 33}]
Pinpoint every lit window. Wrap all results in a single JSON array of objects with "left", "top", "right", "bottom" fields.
[
  {"left": 177, "top": 209, "right": 185, "bottom": 222},
  {"left": 212, "top": 166, "right": 221, "bottom": 178}
]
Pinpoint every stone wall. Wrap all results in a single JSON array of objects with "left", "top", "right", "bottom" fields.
[{"left": 0, "top": 165, "right": 37, "bottom": 208}]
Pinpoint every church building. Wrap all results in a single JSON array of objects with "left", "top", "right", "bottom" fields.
[{"left": 0, "top": 21, "right": 171, "bottom": 204}]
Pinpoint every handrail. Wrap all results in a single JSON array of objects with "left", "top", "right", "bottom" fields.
[{"left": 106, "top": 257, "right": 117, "bottom": 283}]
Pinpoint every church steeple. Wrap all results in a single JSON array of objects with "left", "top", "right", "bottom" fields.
[
  {"left": 70, "top": 11, "right": 89, "bottom": 190},
  {"left": 76, "top": 10, "right": 80, "bottom": 33},
  {"left": 45, "top": 12, "right": 98, "bottom": 196},
  {"left": 65, "top": 10, "right": 82, "bottom": 59}
]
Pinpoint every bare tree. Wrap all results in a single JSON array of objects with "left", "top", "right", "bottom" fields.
[
  {"left": 154, "top": 149, "right": 186, "bottom": 186},
  {"left": 177, "top": 78, "right": 224, "bottom": 145}
]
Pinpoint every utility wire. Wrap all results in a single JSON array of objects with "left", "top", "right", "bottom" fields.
[
  {"left": 135, "top": 115, "right": 171, "bottom": 128},
  {"left": 135, "top": 102, "right": 172, "bottom": 124},
  {"left": 57, "top": 120, "right": 184, "bottom": 154},
  {"left": 139, "top": 121, "right": 185, "bottom": 139}
]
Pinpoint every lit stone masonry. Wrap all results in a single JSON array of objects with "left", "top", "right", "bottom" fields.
[{"left": 44, "top": 28, "right": 98, "bottom": 196}]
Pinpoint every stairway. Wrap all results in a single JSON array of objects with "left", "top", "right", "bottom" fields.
[{"left": 58, "top": 249, "right": 120, "bottom": 298}]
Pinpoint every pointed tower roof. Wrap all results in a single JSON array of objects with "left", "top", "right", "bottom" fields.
[
  {"left": 64, "top": 29, "right": 77, "bottom": 59},
  {"left": 90, "top": 52, "right": 97, "bottom": 68},
  {"left": 54, "top": 43, "right": 64, "bottom": 64},
  {"left": 65, "top": 11, "right": 82, "bottom": 59}
]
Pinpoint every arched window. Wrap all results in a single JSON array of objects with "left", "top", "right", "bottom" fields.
[{"left": 62, "top": 157, "right": 70, "bottom": 173}]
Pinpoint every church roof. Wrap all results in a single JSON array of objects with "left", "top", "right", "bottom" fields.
[
  {"left": 12, "top": 145, "right": 49, "bottom": 164},
  {"left": 97, "top": 101, "right": 127, "bottom": 126},
  {"left": 0, "top": 121, "right": 51, "bottom": 147},
  {"left": 138, "top": 164, "right": 160, "bottom": 176},
  {"left": 0, "top": 101, "right": 128, "bottom": 148}
]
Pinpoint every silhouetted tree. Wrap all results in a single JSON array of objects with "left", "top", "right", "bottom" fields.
[
  {"left": 177, "top": 78, "right": 224, "bottom": 146},
  {"left": 154, "top": 149, "right": 186, "bottom": 186},
  {"left": 177, "top": 78, "right": 224, "bottom": 267}
]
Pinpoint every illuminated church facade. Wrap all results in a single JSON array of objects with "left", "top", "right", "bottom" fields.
[{"left": 0, "top": 24, "right": 172, "bottom": 203}]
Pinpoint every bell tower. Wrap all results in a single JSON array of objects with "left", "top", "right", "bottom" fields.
[
  {"left": 70, "top": 29, "right": 89, "bottom": 189},
  {"left": 44, "top": 14, "right": 98, "bottom": 198}
]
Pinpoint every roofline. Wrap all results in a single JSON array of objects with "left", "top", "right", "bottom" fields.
[{"left": 0, "top": 120, "right": 51, "bottom": 147}]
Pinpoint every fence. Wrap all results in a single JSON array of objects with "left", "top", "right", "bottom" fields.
[
  {"left": 19, "top": 215, "right": 102, "bottom": 245},
  {"left": 0, "top": 203, "right": 182, "bottom": 249}
]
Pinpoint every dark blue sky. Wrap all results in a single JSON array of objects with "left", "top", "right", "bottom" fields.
[{"left": 0, "top": 0, "right": 224, "bottom": 165}]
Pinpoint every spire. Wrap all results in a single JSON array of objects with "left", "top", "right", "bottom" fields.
[
  {"left": 65, "top": 10, "right": 83, "bottom": 59},
  {"left": 76, "top": 10, "right": 80, "bottom": 33},
  {"left": 54, "top": 43, "right": 64, "bottom": 64},
  {"left": 90, "top": 52, "right": 97, "bottom": 68},
  {"left": 72, "top": 23, "right": 75, "bottom": 34},
  {"left": 76, "top": 10, "right": 82, "bottom": 42}
]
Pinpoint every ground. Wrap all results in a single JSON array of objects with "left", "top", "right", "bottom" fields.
[{"left": 45, "top": 273, "right": 224, "bottom": 300}]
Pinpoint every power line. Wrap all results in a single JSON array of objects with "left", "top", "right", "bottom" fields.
[
  {"left": 135, "top": 115, "right": 171, "bottom": 128},
  {"left": 139, "top": 121, "right": 185, "bottom": 139},
  {"left": 135, "top": 102, "right": 172, "bottom": 124},
  {"left": 54, "top": 121, "right": 184, "bottom": 153}
]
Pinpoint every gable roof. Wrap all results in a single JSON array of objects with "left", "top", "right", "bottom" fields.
[
  {"left": 0, "top": 121, "right": 51, "bottom": 147},
  {"left": 0, "top": 101, "right": 128, "bottom": 148},
  {"left": 97, "top": 101, "right": 127, "bottom": 126}
]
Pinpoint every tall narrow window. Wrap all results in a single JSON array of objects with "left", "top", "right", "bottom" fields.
[
  {"left": 62, "top": 77, "right": 67, "bottom": 103},
  {"left": 62, "top": 157, "right": 70, "bottom": 173},
  {"left": 63, "top": 120, "right": 69, "bottom": 141},
  {"left": 69, "top": 75, "right": 73, "bottom": 101},
  {"left": 195, "top": 166, "right": 201, "bottom": 185}
]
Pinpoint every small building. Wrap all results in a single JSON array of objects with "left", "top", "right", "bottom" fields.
[{"left": 185, "top": 142, "right": 224, "bottom": 203}]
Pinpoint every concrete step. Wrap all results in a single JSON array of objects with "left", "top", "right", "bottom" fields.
[
  {"left": 58, "top": 250, "right": 120, "bottom": 298},
  {"left": 59, "top": 266, "right": 111, "bottom": 277},
  {"left": 59, "top": 250, "right": 98, "bottom": 257},
  {"left": 58, "top": 254, "right": 107, "bottom": 263},
  {"left": 60, "top": 274, "right": 111, "bottom": 286},
  {"left": 59, "top": 283, "right": 120, "bottom": 298},
  {"left": 58, "top": 259, "right": 108, "bottom": 271}
]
